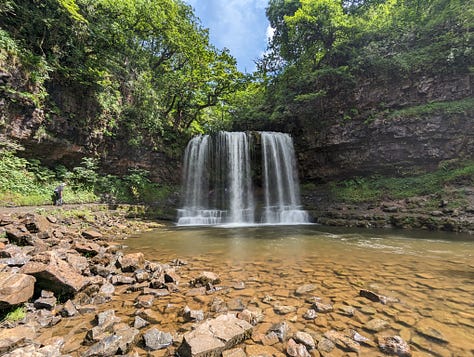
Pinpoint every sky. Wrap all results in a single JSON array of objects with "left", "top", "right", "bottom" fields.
[{"left": 184, "top": 0, "right": 271, "bottom": 73}]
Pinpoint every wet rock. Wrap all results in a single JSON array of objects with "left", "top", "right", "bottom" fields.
[
  {"left": 303, "top": 309, "right": 317, "bottom": 320},
  {"left": 287, "top": 338, "right": 311, "bottom": 357},
  {"left": 143, "top": 287, "right": 170, "bottom": 297},
  {"left": 233, "top": 281, "right": 245, "bottom": 290},
  {"left": 294, "top": 331, "right": 315, "bottom": 350},
  {"left": 83, "top": 335, "right": 122, "bottom": 357},
  {"left": 134, "top": 315, "right": 149, "bottom": 329},
  {"left": 246, "top": 344, "right": 285, "bottom": 357},
  {"left": 183, "top": 305, "right": 205, "bottom": 322},
  {"left": 317, "top": 338, "right": 335, "bottom": 353},
  {"left": 274, "top": 304, "right": 297, "bottom": 315},
  {"left": 136, "top": 294, "right": 154, "bottom": 308},
  {"left": 346, "top": 329, "right": 374, "bottom": 347},
  {"left": 227, "top": 298, "right": 246, "bottom": 311},
  {"left": 0, "top": 325, "right": 36, "bottom": 354},
  {"left": 177, "top": 314, "right": 253, "bottom": 357},
  {"left": 378, "top": 335, "right": 411, "bottom": 356},
  {"left": 236, "top": 308, "right": 264, "bottom": 325},
  {"left": 365, "top": 318, "right": 390, "bottom": 332},
  {"left": 190, "top": 271, "right": 220, "bottom": 287},
  {"left": 223, "top": 347, "right": 246, "bottom": 357},
  {"left": 295, "top": 284, "right": 316, "bottom": 296},
  {"left": 133, "top": 269, "right": 149, "bottom": 282},
  {"left": 117, "top": 252, "right": 145, "bottom": 272},
  {"left": 312, "top": 301, "right": 333, "bottom": 313},
  {"left": 113, "top": 323, "right": 140, "bottom": 354},
  {"left": 324, "top": 330, "right": 360, "bottom": 353},
  {"left": 99, "top": 281, "right": 115, "bottom": 296},
  {"left": 415, "top": 318, "right": 449, "bottom": 343},
  {"left": 0, "top": 272, "right": 35, "bottom": 308},
  {"left": 261, "top": 331, "right": 280, "bottom": 346},
  {"left": 20, "top": 251, "right": 86, "bottom": 295},
  {"left": 143, "top": 328, "right": 173, "bottom": 350},
  {"left": 268, "top": 321, "right": 289, "bottom": 342},
  {"left": 360, "top": 289, "right": 399, "bottom": 304},
  {"left": 164, "top": 268, "right": 180, "bottom": 284},
  {"left": 110, "top": 274, "right": 135, "bottom": 285}
]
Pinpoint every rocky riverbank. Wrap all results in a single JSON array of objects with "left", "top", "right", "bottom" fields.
[
  {"left": 0, "top": 205, "right": 472, "bottom": 356},
  {"left": 303, "top": 187, "right": 474, "bottom": 235}
]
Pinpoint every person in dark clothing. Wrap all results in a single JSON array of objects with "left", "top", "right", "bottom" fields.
[{"left": 53, "top": 183, "right": 66, "bottom": 206}]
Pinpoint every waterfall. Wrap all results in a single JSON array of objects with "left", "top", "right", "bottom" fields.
[{"left": 177, "top": 131, "right": 309, "bottom": 226}]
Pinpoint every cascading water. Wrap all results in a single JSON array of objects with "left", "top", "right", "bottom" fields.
[{"left": 176, "top": 131, "right": 309, "bottom": 226}]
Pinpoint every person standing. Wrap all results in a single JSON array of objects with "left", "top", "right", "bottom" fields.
[{"left": 53, "top": 182, "right": 67, "bottom": 206}]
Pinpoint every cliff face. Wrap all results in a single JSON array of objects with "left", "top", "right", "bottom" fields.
[
  {"left": 296, "top": 73, "right": 474, "bottom": 182},
  {"left": 1, "top": 70, "right": 181, "bottom": 184}
]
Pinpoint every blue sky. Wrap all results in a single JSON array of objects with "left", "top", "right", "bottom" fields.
[{"left": 184, "top": 0, "right": 271, "bottom": 73}]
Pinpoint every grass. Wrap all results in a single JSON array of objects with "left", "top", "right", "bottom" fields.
[
  {"left": 2, "top": 306, "right": 26, "bottom": 322},
  {"left": 388, "top": 97, "right": 474, "bottom": 119},
  {"left": 330, "top": 160, "right": 474, "bottom": 204}
]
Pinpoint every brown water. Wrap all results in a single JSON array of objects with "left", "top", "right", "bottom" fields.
[{"left": 122, "top": 225, "right": 474, "bottom": 356}]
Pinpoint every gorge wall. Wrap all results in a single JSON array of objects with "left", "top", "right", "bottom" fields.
[{"left": 294, "top": 72, "right": 474, "bottom": 182}]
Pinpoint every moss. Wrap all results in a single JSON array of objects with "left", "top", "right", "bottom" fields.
[{"left": 387, "top": 98, "right": 474, "bottom": 119}]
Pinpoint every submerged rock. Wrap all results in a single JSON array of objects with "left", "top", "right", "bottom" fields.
[
  {"left": 177, "top": 314, "right": 253, "bottom": 357},
  {"left": 378, "top": 335, "right": 411, "bottom": 356},
  {"left": 143, "top": 328, "right": 173, "bottom": 350}
]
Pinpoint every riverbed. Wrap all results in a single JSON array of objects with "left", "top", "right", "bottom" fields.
[{"left": 123, "top": 224, "right": 474, "bottom": 356}]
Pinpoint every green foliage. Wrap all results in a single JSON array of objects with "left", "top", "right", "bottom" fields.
[
  {"left": 331, "top": 161, "right": 474, "bottom": 203},
  {"left": 2, "top": 306, "right": 26, "bottom": 322},
  {"left": 388, "top": 98, "right": 474, "bottom": 119}
]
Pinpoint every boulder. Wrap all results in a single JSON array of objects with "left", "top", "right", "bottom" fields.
[
  {"left": 20, "top": 251, "right": 86, "bottom": 295},
  {"left": 0, "top": 272, "right": 36, "bottom": 308},
  {"left": 81, "top": 230, "right": 103, "bottom": 240},
  {"left": 286, "top": 338, "right": 311, "bottom": 357},
  {"left": 73, "top": 241, "right": 101, "bottom": 257},
  {"left": 143, "top": 328, "right": 173, "bottom": 350},
  {"left": 23, "top": 214, "right": 51, "bottom": 234},
  {"left": 190, "top": 271, "right": 221, "bottom": 287},
  {"left": 0, "top": 325, "right": 36, "bottom": 354},
  {"left": 177, "top": 314, "right": 253, "bottom": 357},
  {"left": 117, "top": 252, "right": 145, "bottom": 272}
]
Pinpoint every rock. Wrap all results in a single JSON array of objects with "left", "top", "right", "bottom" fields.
[
  {"left": 73, "top": 241, "right": 101, "bottom": 257},
  {"left": 246, "top": 344, "right": 285, "bottom": 357},
  {"left": 143, "top": 287, "right": 170, "bottom": 297},
  {"left": 99, "top": 282, "right": 115, "bottom": 296},
  {"left": 113, "top": 324, "right": 140, "bottom": 354},
  {"left": 294, "top": 331, "right": 315, "bottom": 350},
  {"left": 0, "top": 325, "right": 36, "bottom": 354},
  {"left": 134, "top": 315, "right": 149, "bottom": 329},
  {"left": 23, "top": 214, "right": 51, "bottom": 233},
  {"left": 295, "top": 284, "right": 316, "bottom": 296},
  {"left": 312, "top": 301, "right": 333, "bottom": 313},
  {"left": 261, "top": 331, "right": 280, "bottom": 346},
  {"left": 274, "top": 305, "right": 297, "bottom": 315},
  {"left": 415, "top": 319, "right": 449, "bottom": 343},
  {"left": 303, "top": 309, "right": 317, "bottom": 320},
  {"left": 5, "top": 227, "right": 32, "bottom": 246},
  {"left": 34, "top": 292, "right": 56, "bottom": 310},
  {"left": 287, "top": 338, "right": 311, "bottom": 357},
  {"left": 134, "top": 269, "right": 149, "bottom": 282},
  {"left": 20, "top": 251, "right": 86, "bottom": 295},
  {"left": 81, "top": 230, "right": 103, "bottom": 240},
  {"left": 143, "top": 328, "right": 173, "bottom": 350},
  {"left": 223, "top": 347, "right": 246, "bottom": 357},
  {"left": 378, "top": 335, "right": 411, "bottom": 356},
  {"left": 110, "top": 275, "right": 135, "bottom": 285},
  {"left": 268, "top": 321, "right": 289, "bottom": 342},
  {"left": 365, "top": 318, "right": 390, "bottom": 332},
  {"left": 227, "top": 298, "right": 245, "bottom": 311},
  {"left": 0, "top": 272, "right": 36, "bottom": 308},
  {"left": 359, "top": 289, "right": 399, "bottom": 304},
  {"left": 236, "top": 308, "right": 264, "bottom": 325},
  {"left": 324, "top": 330, "right": 360, "bottom": 353},
  {"left": 183, "top": 305, "right": 205, "bottom": 322},
  {"left": 177, "top": 314, "right": 253, "bottom": 357},
  {"left": 136, "top": 293, "right": 154, "bottom": 308},
  {"left": 83, "top": 335, "right": 122, "bottom": 357},
  {"left": 60, "top": 299, "right": 78, "bottom": 317},
  {"left": 164, "top": 268, "right": 180, "bottom": 284},
  {"left": 117, "top": 252, "right": 145, "bottom": 272},
  {"left": 190, "top": 271, "right": 221, "bottom": 287},
  {"left": 317, "top": 338, "right": 335, "bottom": 353}
]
